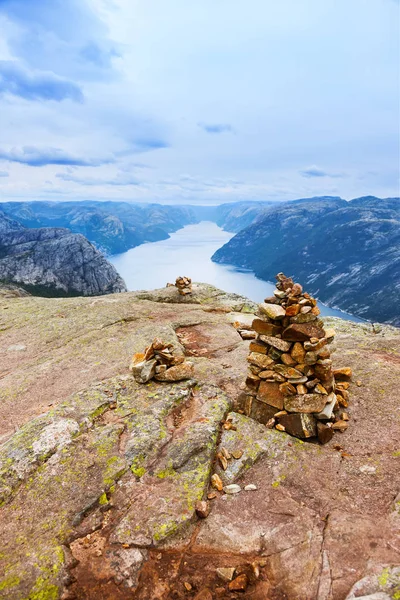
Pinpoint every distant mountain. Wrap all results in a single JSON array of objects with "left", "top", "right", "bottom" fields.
[
  {"left": 0, "top": 212, "right": 127, "bottom": 297},
  {"left": 212, "top": 196, "right": 400, "bottom": 326},
  {"left": 0, "top": 201, "right": 200, "bottom": 255},
  {"left": 0, "top": 200, "right": 278, "bottom": 254}
]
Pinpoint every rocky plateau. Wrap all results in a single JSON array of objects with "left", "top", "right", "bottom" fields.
[{"left": 0, "top": 283, "right": 399, "bottom": 599}]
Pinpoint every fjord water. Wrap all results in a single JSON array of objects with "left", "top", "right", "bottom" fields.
[{"left": 110, "top": 221, "right": 362, "bottom": 322}]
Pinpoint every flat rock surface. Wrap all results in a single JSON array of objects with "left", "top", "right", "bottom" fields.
[{"left": 0, "top": 285, "right": 399, "bottom": 599}]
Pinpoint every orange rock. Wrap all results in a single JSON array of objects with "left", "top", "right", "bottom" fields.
[{"left": 228, "top": 574, "right": 249, "bottom": 592}]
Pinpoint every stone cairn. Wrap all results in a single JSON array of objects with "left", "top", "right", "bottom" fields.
[
  {"left": 130, "top": 337, "right": 194, "bottom": 383},
  {"left": 174, "top": 276, "right": 192, "bottom": 295},
  {"left": 240, "top": 273, "right": 352, "bottom": 444}
]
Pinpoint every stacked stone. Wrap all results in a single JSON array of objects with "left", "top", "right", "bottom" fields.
[
  {"left": 241, "top": 273, "right": 351, "bottom": 444},
  {"left": 130, "top": 337, "right": 194, "bottom": 383},
  {"left": 175, "top": 276, "right": 192, "bottom": 295}
]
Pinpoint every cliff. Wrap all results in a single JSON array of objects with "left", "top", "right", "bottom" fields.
[
  {"left": 212, "top": 197, "right": 400, "bottom": 326},
  {"left": 0, "top": 216, "right": 127, "bottom": 296},
  {"left": 0, "top": 284, "right": 399, "bottom": 599}
]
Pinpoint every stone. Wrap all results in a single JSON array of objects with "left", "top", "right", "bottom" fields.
[
  {"left": 244, "top": 484, "right": 257, "bottom": 491},
  {"left": 249, "top": 341, "right": 268, "bottom": 354},
  {"left": 131, "top": 358, "right": 157, "bottom": 383},
  {"left": 257, "top": 381, "right": 285, "bottom": 410},
  {"left": 291, "top": 341, "right": 306, "bottom": 363},
  {"left": 211, "top": 474, "right": 224, "bottom": 491},
  {"left": 315, "top": 393, "right": 336, "bottom": 420},
  {"left": 290, "top": 313, "right": 317, "bottom": 324},
  {"left": 195, "top": 500, "right": 210, "bottom": 518},
  {"left": 300, "top": 306, "right": 312, "bottom": 314},
  {"left": 281, "top": 353, "right": 297, "bottom": 366},
  {"left": 274, "top": 289, "right": 286, "bottom": 299},
  {"left": 276, "top": 423, "right": 285, "bottom": 431},
  {"left": 333, "top": 367, "right": 353, "bottom": 380},
  {"left": 228, "top": 574, "right": 249, "bottom": 592},
  {"left": 216, "top": 567, "right": 236, "bottom": 582},
  {"left": 288, "top": 376, "right": 308, "bottom": 384},
  {"left": 332, "top": 420, "right": 349, "bottom": 431},
  {"left": 314, "top": 383, "right": 328, "bottom": 394},
  {"left": 285, "top": 304, "right": 300, "bottom": 316},
  {"left": 274, "top": 364, "right": 303, "bottom": 378},
  {"left": 279, "top": 382, "right": 297, "bottom": 395},
  {"left": 251, "top": 319, "right": 282, "bottom": 336},
  {"left": 248, "top": 398, "right": 277, "bottom": 424},
  {"left": 223, "top": 484, "right": 241, "bottom": 494},
  {"left": 259, "top": 335, "right": 292, "bottom": 352},
  {"left": 282, "top": 323, "right": 325, "bottom": 341},
  {"left": 258, "top": 369, "right": 276, "bottom": 379},
  {"left": 245, "top": 374, "right": 260, "bottom": 392},
  {"left": 291, "top": 283, "right": 303, "bottom": 296},
  {"left": 284, "top": 394, "right": 328, "bottom": 413},
  {"left": 317, "top": 422, "right": 334, "bottom": 444},
  {"left": 154, "top": 361, "right": 194, "bottom": 381},
  {"left": 268, "top": 347, "right": 283, "bottom": 361},
  {"left": 304, "top": 338, "right": 328, "bottom": 351},
  {"left": 259, "top": 303, "right": 286, "bottom": 320},
  {"left": 278, "top": 413, "right": 317, "bottom": 438},
  {"left": 247, "top": 352, "right": 275, "bottom": 369},
  {"left": 231, "top": 449, "right": 243, "bottom": 459},
  {"left": 304, "top": 351, "right": 318, "bottom": 365},
  {"left": 296, "top": 384, "right": 307, "bottom": 394}
]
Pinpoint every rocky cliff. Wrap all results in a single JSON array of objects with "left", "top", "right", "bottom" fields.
[
  {"left": 212, "top": 197, "right": 400, "bottom": 326},
  {"left": 0, "top": 215, "right": 127, "bottom": 296},
  {"left": 0, "top": 284, "right": 398, "bottom": 600}
]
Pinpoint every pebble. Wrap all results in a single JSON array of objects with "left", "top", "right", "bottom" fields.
[
  {"left": 231, "top": 449, "right": 243, "bottom": 459},
  {"left": 211, "top": 474, "right": 223, "bottom": 491},
  {"left": 216, "top": 567, "right": 236, "bottom": 582},
  {"left": 244, "top": 484, "right": 257, "bottom": 491},
  {"left": 195, "top": 500, "right": 210, "bottom": 519},
  {"left": 223, "top": 484, "right": 241, "bottom": 494},
  {"left": 228, "top": 574, "right": 249, "bottom": 592},
  {"left": 359, "top": 465, "right": 377, "bottom": 474}
]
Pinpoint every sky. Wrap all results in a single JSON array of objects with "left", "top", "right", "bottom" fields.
[{"left": 0, "top": 0, "right": 399, "bottom": 205}]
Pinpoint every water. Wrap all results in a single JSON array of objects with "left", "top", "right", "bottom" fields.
[{"left": 110, "top": 221, "right": 363, "bottom": 322}]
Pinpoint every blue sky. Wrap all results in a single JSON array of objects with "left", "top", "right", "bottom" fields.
[{"left": 0, "top": 0, "right": 399, "bottom": 204}]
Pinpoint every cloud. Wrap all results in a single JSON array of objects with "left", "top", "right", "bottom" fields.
[
  {"left": 299, "top": 165, "right": 345, "bottom": 179},
  {"left": 56, "top": 172, "right": 141, "bottom": 186},
  {"left": 0, "top": 0, "right": 119, "bottom": 81},
  {"left": 198, "top": 122, "right": 233, "bottom": 134},
  {"left": 0, "top": 146, "right": 113, "bottom": 167},
  {"left": 0, "top": 170, "right": 9, "bottom": 177},
  {"left": 116, "top": 137, "right": 170, "bottom": 156},
  {"left": 0, "top": 60, "right": 84, "bottom": 103}
]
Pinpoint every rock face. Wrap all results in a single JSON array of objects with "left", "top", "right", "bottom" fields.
[
  {"left": 0, "top": 224, "right": 127, "bottom": 297},
  {"left": 0, "top": 283, "right": 399, "bottom": 599},
  {"left": 212, "top": 196, "right": 400, "bottom": 326}
]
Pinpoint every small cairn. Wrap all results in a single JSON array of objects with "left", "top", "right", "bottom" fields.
[
  {"left": 240, "top": 273, "right": 352, "bottom": 444},
  {"left": 130, "top": 337, "right": 194, "bottom": 383},
  {"left": 175, "top": 276, "right": 192, "bottom": 296}
]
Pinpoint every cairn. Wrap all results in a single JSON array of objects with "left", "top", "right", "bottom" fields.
[
  {"left": 240, "top": 273, "right": 352, "bottom": 444},
  {"left": 175, "top": 276, "right": 192, "bottom": 295},
  {"left": 130, "top": 337, "right": 194, "bottom": 383}
]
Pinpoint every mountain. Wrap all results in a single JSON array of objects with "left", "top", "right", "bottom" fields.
[
  {"left": 1, "top": 201, "right": 200, "bottom": 255},
  {"left": 0, "top": 212, "right": 127, "bottom": 296},
  {"left": 212, "top": 196, "right": 400, "bottom": 325},
  {"left": 0, "top": 200, "right": 276, "bottom": 254},
  {"left": 0, "top": 283, "right": 399, "bottom": 599}
]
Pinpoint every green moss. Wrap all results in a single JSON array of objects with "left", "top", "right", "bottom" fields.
[
  {"left": 152, "top": 520, "right": 178, "bottom": 542},
  {"left": 272, "top": 474, "right": 286, "bottom": 488},
  {"left": 393, "top": 450, "right": 400, "bottom": 457},
  {"left": 28, "top": 578, "right": 59, "bottom": 600},
  {"left": 0, "top": 575, "right": 20, "bottom": 592},
  {"left": 155, "top": 467, "right": 176, "bottom": 479},
  {"left": 98, "top": 493, "right": 108, "bottom": 505}
]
